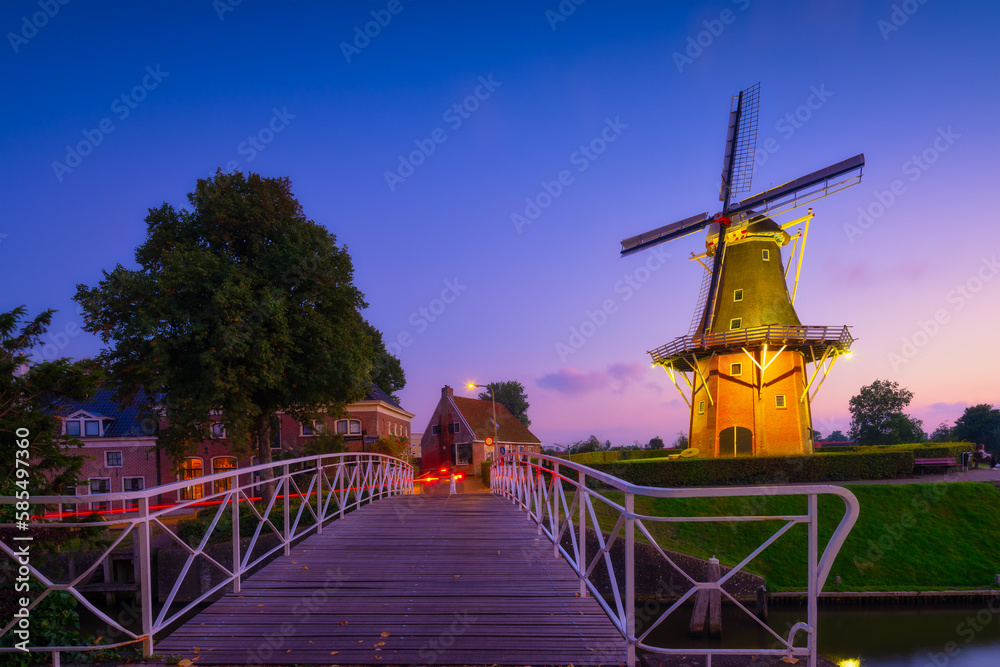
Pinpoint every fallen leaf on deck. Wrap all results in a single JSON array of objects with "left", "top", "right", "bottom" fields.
[
  {"left": 380, "top": 632, "right": 390, "bottom": 637},
  {"left": 177, "top": 661, "right": 192, "bottom": 667},
  {"left": 781, "top": 658, "right": 800, "bottom": 664},
  {"left": 329, "top": 651, "right": 339, "bottom": 656},
  {"left": 341, "top": 621, "right": 349, "bottom": 625}
]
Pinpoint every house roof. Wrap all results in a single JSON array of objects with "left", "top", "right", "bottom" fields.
[
  {"left": 54, "top": 388, "right": 157, "bottom": 438},
  {"left": 450, "top": 396, "right": 541, "bottom": 445},
  {"left": 364, "top": 383, "right": 401, "bottom": 408}
]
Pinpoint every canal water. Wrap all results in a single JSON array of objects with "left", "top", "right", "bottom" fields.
[{"left": 638, "top": 602, "right": 1000, "bottom": 667}]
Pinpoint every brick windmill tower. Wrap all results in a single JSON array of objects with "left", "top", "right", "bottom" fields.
[{"left": 621, "top": 83, "right": 864, "bottom": 457}]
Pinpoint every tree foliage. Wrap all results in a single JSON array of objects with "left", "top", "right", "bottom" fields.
[
  {"left": 573, "top": 435, "right": 601, "bottom": 454},
  {"left": 1, "top": 307, "right": 100, "bottom": 496},
  {"left": 75, "top": 171, "right": 395, "bottom": 469},
  {"left": 823, "top": 429, "right": 848, "bottom": 443},
  {"left": 848, "top": 379, "right": 923, "bottom": 446},
  {"left": 364, "top": 320, "right": 405, "bottom": 403},
  {"left": 478, "top": 380, "right": 530, "bottom": 428},
  {"left": 648, "top": 436, "right": 665, "bottom": 450},
  {"left": 953, "top": 404, "right": 1000, "bottom": 455}
]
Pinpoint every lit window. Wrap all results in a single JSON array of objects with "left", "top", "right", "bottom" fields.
[
  {"left": 762, "top": 249, "right": 770, "bottom": 261},
  {"left": 105, "top": 451, "right": 122, "bottom": 467},
  {"left": 212, "top": 423, "right": 226, "bottom": 438},
  {"left": 123, "top": 477, "right": 144, "bottom": 511},
  {"left": 731, "top": 363, "right": 742, "bottom": 376},
  {"left": 213, "top": 457, "right": 237, "bottom": 494},
  {"left": 775, "top": 395, "right": 787, "bottom": 409},
  {"left": 734, "top": 289, "right": 744, "bottom": 302},
  {"left": 730, "top": 318, "right": 742, "bottom": 330},
  {"left": 179, "top": 457, "right": 203, "bottom": 501},
  {"left": 698, "top": 401, "right": 705, "bottom": 415}
]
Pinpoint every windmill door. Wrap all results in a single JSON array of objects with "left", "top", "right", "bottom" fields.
[{"left": 719, "top": 426, "right": 753, "bottom": 457}]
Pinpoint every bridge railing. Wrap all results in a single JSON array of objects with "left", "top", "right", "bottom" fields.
[
  {"left": 490, "top": 452, "right": 859, "bottom": 667},
  {"left": 0, "top": 452, "right": 413, "bottom": 663}
]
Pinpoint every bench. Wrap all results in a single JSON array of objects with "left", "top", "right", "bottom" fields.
[{"left": 913, "top": 457, "right": 958, "bottom": 475}]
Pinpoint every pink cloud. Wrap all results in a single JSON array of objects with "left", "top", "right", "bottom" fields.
[{"left": 537, "top": 362, "right": 647, "bottom": 396}]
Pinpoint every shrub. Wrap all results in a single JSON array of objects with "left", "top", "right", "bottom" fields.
[{"left": 481, "top": 461, "right": 492, "bottom": 487}]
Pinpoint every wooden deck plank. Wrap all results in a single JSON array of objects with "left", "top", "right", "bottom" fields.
[{"left": 156, "top": 493, "right": 626, "bottom": 665}]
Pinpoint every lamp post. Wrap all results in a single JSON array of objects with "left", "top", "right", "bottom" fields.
[{"left": 468, "top": 383, "right": 498, "bottom": 457}]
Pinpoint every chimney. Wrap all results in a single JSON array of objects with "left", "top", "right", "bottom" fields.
[{"left": 442, "top": 385, "right": 453, "bottom": 398}]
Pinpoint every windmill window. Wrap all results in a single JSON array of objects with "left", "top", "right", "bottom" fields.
[
  {"left": 731, "top": 363, "right": 742, "bottom": 377},
  {"left": 775, "top": 394, "right": 787, "bottom": 409},
  {"left": 730, "top": 318, "right": 742, "bottom": 330},
  {"left": 762, "top": 249, "right": 770, "bottom": 261},
  {"left": 698, "top": 401, "right": 705, "bottom": 415},
  {"left": 734, "top": 289, "right": 744, "bottom": 302}
]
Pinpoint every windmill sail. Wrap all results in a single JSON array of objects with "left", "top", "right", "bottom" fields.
[{"left": 719, "top": 82, "right": 760, "bottom": 207}]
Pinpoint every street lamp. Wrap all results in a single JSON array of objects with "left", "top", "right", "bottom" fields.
[{"left": 468, "top": 383, "right": 498, "bottom": 455}]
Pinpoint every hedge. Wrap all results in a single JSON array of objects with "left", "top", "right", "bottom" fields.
[
  {"left": 585, "top": 451, "right": 917, "bottom": 487},
  {"left": 560, "top": 449, "right": 682, "bottom": 465},
  {"left": 816, "top": 442, "right": 971, "bottom": 459}
]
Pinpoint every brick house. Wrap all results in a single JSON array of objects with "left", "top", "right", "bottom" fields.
[
  {"left": 57, "top": 384, "right": 413, "bottom": 515},
  {"left": 419, "top": 385, "right": 542, "bottom": 476}
]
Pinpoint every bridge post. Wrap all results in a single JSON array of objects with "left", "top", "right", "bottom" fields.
[
  {"left": 137, "top": 496, "right": 154, "bottom": 657},
  {"left": 316, "top": 462, "right": 324, "bottom": 535},
  {"left": 625, "top": 491, "right": 636, "bottom": 667},
  {"left": 808, "top": 493, "right": 819, "bottom": 667},
  {"left": 232, "top": 482, "right": 241, "bottom": 593},
  {"left": 283, "top": 464, "right": 291, "bottom": 557},
  {"left": 579, "top": 470, "right": 587, "bottom": 597}
]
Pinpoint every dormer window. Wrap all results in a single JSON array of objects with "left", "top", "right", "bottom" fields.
[{"left": 64, "top": 412, "right": 104, "bottom": 437}]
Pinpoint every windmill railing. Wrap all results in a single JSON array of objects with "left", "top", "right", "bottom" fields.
[
  {"left": 490, "top": 452, "right": 859, "bottom": 667},
  {"left": 0, "top": 452, "right": 413, "bottom": 663},
  {"left": 649, "top": 324, "right": 853, "bottom": 364}
]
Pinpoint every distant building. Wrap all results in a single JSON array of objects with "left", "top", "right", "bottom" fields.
[
  {"left": 54, "top": 384, "right": 413, "bottom": 515},
  {"left": 419, "top": 385, "right": 541, "bottom": 476},
  {"left": 409, "top": 432, "right": 424, "bottom": 461}
]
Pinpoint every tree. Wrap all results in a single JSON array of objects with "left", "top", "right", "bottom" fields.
[
  {"left": 648, "top": 436, "right": 665, "bottom": 450},
  {"left": 573, "top": 435, "right": 601, "bottom": 454},
  {"left": 824, "top": 429, "right": 848, "bottom": 443},
  {"left": 953, "top": 404, "right": 1000, "bottom": 455},
  {"left": 1, "top": 307, "right": 100, "bottom": 496},
  {"left": 671, "top": 432, "right": 689, "bottom": 449},
  {"left": 848, "top": 379, "right": 920, "bottom": 446},
  {"left": 75, "top": 171, "right": 386, "bottom": 470},
  {"left": 478, "top": 380, "right": 531, "bottom": 428},
  {"left": 363, "top": 321, "right": 406, "bottom": 403},
  {"left": 929, "top": 422, "right": 955, "bottom": 442}
]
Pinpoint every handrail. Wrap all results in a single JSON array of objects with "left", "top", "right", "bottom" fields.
[
  {"left": 490, "top": 452, "right": 859, "bottom": 667},
  {"left": 0, "top": 453, "right": 413, "bottom": 662},
  {"left": 649, "top": 323, "right": 853, "bottom": 362}
]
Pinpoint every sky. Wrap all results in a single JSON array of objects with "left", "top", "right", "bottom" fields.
[{"left": 2, "top": 0, "right": 998, "bottom": 448}]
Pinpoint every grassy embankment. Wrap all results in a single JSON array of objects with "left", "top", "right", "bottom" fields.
[{"left": 592, "top": 482, "right": 1000, "bottom": 592}]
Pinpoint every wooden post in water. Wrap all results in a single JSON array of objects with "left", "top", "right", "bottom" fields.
[
  {"left": 756, "top": 584, "right": 769, "bottom": 621},
  {"left": 690, "top": 556, "right": 722, "bottom": 637}
]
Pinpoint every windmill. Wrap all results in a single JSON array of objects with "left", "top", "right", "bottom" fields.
[{"left": 621, "top": 83, "right": 863, "bottom": 458}]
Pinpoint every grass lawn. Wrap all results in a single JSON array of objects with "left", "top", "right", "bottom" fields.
[{"left": 589, "top": 482, "right": 1000, "bottom": 592}]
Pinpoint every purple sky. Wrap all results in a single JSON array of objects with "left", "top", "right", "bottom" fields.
[{"left": 2, "top": 0, "right": 998, "bottom": 447}]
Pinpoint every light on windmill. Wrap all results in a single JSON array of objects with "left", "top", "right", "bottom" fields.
[{"left": 844, "top": 351, "right": 854, "bottom": 360}]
